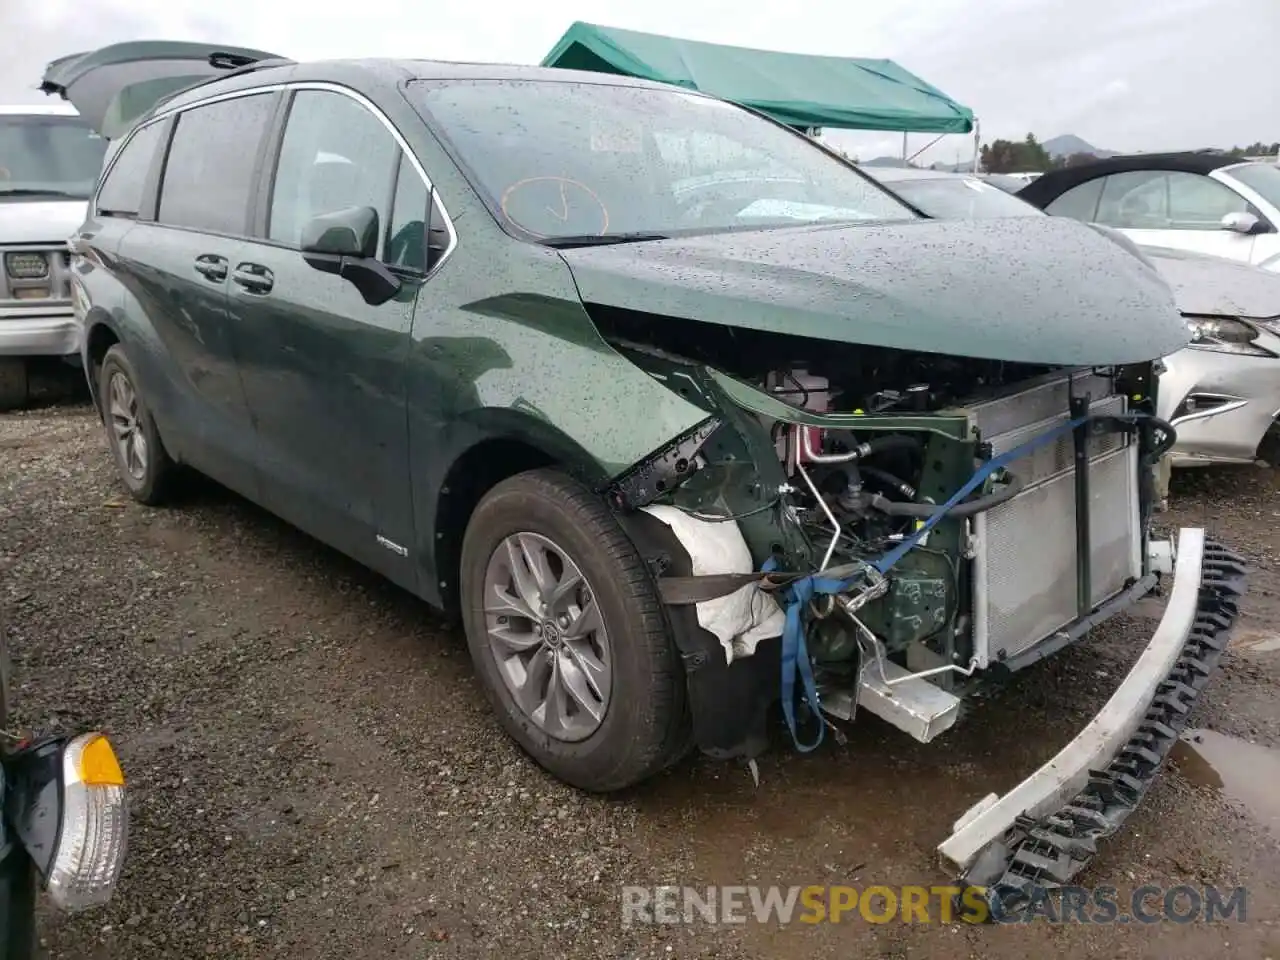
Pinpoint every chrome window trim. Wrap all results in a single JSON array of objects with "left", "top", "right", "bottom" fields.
[{"left": 96, "top": 80, "right": 458, "bottom": 280}]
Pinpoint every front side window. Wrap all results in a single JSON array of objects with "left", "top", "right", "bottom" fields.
[
  {"left": 1094, "top": 170, "right": 1251, "bottom": 230},
  {"left": 384, "top": 154, "right": 431, "bottom": 272},
  {"left": 96, "top": 121, "right": 164, "bottom": 217},
  {"left": 409, "top": 79, "right": 916, "bottom": 243},
  {"left": 268, "top": 90, "right": 400, "bottom": 251},
  {"left": 1165, "top": 171, "right": 1251, "bottom": 226},
  {"left": 1044, "top": 177, "right": 1105, "bottom": 222},
  {"left": 0, "top": 113, "right": 107, "bottom": 201},
  {"left": 1095, "top": 171, "right": 1168, "bottom": 228},
  {"left": 158, "top": 93, "right": 274, "bottom": 235}
]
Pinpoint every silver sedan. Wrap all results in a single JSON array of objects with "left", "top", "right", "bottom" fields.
[
  {"left": 1145, "top": 247, "right": 1280, "bottom": 468},
  {"left": 866, "top": 167, "right": 1280, "bottom": 483}
]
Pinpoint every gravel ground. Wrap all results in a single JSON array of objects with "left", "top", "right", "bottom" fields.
[{"left": 3, "top": 382, "right": 1280, "bottom": 959}]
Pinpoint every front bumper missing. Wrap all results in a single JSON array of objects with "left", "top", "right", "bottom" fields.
[{"left": 937, "top": 527, "right": 1246, "bottom": 916}]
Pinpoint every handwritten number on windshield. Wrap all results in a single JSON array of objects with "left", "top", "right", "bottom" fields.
[{"left": 500, "top": 177, "right": 609, "bottom": 238}]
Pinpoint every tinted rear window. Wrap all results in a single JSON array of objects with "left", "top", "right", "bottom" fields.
[
  {"left": 96, "top": 121, "right": 164, "bottom": 217},
  {"left": 158, "top": 93, "right": 273, "bottom": 235}
]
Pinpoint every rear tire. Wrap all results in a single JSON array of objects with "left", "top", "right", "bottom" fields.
[
  {"left": 98, "top": 345, "right": 176, "bottom": 505},
  {"left": 0, "top": 359, "right": 29, "bottom": 412},
  {"left": 459, "top": 468, "right": 688, "bottom": 792}
]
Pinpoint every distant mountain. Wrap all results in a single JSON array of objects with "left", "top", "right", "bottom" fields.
[
  {"left": 862, "top": 155, "right": 910, "bottom": 167},
  {"left": 1042, "top": 134, "right": 1118, "bottom": 159}
]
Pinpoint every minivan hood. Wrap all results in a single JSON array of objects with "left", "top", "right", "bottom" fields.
[
  {"left": 1139, "top": 245, "right": 1280, "bottom": 319},
  {"left": 559, "top": 215, "right": 1190, "bottom": 365},
  {"left": 0, "top": 199, "right": 88, "bottom": 245}
]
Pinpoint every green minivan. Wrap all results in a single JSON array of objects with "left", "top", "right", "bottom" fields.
[{"left": 41, "top": 42, "right": 1245, "bottom": 907}]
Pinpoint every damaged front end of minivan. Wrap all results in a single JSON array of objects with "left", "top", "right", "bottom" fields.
[{"left": 584, "top": 288, "right": 1246, "bottom": 916}]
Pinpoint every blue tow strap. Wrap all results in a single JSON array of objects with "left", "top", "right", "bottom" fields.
[{"left": 772, "top": 414, "right": 1094, "bottom": 753}]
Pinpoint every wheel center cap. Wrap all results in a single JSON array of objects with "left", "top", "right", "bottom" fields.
[{"left": 541, "top": 621, "right": 562, "bottom": 647}]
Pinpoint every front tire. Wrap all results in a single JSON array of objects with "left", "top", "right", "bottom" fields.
[
  {"left": 97, "top": 344, "right": 176, "bottom": 505},
  {"left": 459, "top": 468, "right": 688, "bottom": 792}
]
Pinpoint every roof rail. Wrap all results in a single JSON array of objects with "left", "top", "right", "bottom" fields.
[{"left": 150, "top": 52, "right": 296, "bottom": 113}]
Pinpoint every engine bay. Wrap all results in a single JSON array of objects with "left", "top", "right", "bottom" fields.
[{"left": 598, "top": 308, "right": 1162, "bottom": 725}]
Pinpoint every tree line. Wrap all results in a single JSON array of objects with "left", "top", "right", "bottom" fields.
[{"left": 980, "top": 134, "right": 1280, "bottom": 174}]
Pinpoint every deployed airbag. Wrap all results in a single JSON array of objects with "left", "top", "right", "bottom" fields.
[{"left": 640, "top": 504, "right": 785, "bottom": 662}]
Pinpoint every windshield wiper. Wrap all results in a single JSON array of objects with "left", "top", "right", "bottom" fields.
[
  {"left": 0, "top": 188, "right": 84, "bottom": 199},
  {"left": 540, "top": 232, "right": 669, "bottom": 249}
]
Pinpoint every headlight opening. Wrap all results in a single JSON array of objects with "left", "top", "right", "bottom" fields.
[{"left": 1184, "top": 315, "right": 1275, "bottom": 357}]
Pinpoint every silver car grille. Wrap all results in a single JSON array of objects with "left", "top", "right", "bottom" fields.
[
  {"left": 0, "top": 244, "right": 73, "bottom": 307},
  {"left": 969, "top": 375, "right": 1142, "bottom": 665}
]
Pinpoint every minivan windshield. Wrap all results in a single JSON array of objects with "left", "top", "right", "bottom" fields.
[
  {"left": 0, "top": 113, "right": 107, "bottom": 200},
  {"left": 410, "top": 79, "right": 917, "bottom": 242}
]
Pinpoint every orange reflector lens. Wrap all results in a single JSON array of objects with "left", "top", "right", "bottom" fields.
[{"left": 78, "top": 735, "right": 124, "bottom": 787}]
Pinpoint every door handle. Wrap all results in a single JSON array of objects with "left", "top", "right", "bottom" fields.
[
  {"left": 231, "top": 262, "right": 273, "bottom": 294},
  {"left": 193, "top": 254, "right": 227, "bottom": 282}
]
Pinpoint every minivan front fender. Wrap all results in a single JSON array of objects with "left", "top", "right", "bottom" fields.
[{"left": 414, "top": 404, "right": 620, "bottom": 611}]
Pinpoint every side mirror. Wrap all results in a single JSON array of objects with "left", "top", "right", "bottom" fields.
[
  {"left": 301, "top": 205, "right": 379, "bottom": 258},
  {"left": 300, "top": 206, "right": 401, "bottom": 307},
  {"left": 1220, "top": 211, "right": 1263, "bottom": 235}
]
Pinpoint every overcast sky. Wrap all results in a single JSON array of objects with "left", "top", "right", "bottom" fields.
[{"left": 3, "top": 0, "right": 1275, "bottom": 163}]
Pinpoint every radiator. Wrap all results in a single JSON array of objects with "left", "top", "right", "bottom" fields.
[{"left": 968, "top": 375, "right": 1143, "bottom": 666}]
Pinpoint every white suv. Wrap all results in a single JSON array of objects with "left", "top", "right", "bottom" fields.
[{"left": 0, "top": 103, "right": 107, "bottom": 408}]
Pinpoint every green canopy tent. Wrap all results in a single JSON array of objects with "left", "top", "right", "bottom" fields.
[{"left": 541, "top": 21, "right": 975, "bottom": 140}]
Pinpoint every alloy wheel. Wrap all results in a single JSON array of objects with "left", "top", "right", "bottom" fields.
[
  {"left": 107, "top": 370, "right": 148, "bottom": 482},
  {"left": 481, "top": 532, "right": 613, "bottom": 742}
]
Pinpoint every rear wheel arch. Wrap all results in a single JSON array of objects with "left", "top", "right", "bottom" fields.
[{"left": 84, "top": 318, "right": 122, "bottom": 415}]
